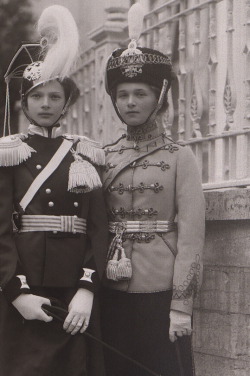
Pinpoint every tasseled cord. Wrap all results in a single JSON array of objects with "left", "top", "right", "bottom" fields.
[
  {"left": 68, "top": 149, "right": 102, "bottom": 193},
  {"left": 106, "top": 231, "right": 132, "bottom": 281}
]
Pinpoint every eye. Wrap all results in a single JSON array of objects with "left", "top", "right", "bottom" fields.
[
  {"left": 117, "top": 93, "right": 127, "bottom": 99},
  {"left": 137, "top": 92, "right": 146, "bottom": 97},
  {"left": 30, "top": 93, "right": 41, "bottom": 99},
  {"left": 51, "top": 94, "right": 62, "bottom": 99}
]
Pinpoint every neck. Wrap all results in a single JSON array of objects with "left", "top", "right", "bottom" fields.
[
  {"left": 28, "top": 123, "right": 62, "bottom": 138},
  {"left": 126, "top": 121, "right": 160, "bottom": 142}
]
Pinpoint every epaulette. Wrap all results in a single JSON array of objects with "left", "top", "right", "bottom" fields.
[
  {"left": 63, "top": 134, "right": 105, "bottom": 166},
  {"left": 0, "top": 134, "right": 36, "bottom": 167}
]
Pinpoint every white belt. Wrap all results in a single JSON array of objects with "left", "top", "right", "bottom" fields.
[
  {"left": 109, "top": 220, "right": 176, "bottom": 234},
  {"left": 20, "top": 215, "right": 87, "bottom": 234}
]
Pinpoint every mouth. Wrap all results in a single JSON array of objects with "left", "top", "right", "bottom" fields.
[
  {"left": 38, "top": 113, "right": 53, "bottom": 117},
  {"left": 126, "top": 111, "right": 139, "bottom": 114}
]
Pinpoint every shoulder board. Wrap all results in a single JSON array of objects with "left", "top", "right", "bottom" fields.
[
  {"left": 0, "top": 134, "right": 36, "bottom": 167},
  {"left": 63, "top": 133, "right": 105, "bottom": 166}
]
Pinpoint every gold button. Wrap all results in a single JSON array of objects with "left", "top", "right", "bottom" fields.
[
  {"left": 48, "top": 202, "right": 54, "bottom": 207},
  {"left": 74, "top": 215, "right": 78, "bottom": 219},
  {"left": 73, "top": 230, "right": 77, "bottom": 234},
  {"left": 46, "top": 189, "right": 51, "bottom": 194},
  {"left": 36, "top": 165, "right": 42, "bottom": 170},
  {"left": 74, "top": 202, "right": 79, "bottom": 207},
  {"left": 53, "top": 231, "right": 57, "bottom": 234}
]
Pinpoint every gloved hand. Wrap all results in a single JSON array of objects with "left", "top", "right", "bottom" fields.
[
  {"left": 169, "top": 310, "right": 192, "bottom": 342},
  {"left": 12, "top": 294, "right": 53, "bottom": 322},
  {"left": 63, "top": 288, "right": 94, "bottom": 335}
]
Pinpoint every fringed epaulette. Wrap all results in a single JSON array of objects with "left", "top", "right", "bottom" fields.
[
  {"left": 63, "top": 134, "right": 105, "bottom": 166},
  {"left": 0, "top": 134, "right": 36, "bottom": 167}
]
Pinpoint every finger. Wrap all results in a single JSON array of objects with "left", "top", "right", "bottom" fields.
[
  {"left": 66, "top": 319, "right": 79, "bottom": 333},
  {"left": 38, "top": 309, "right": 53, "bottom": 322},
  {"left": 176, "top": 330, "right": 184, "bottom": 337},
  {"left": 70, "top": 321, "right": 84, "bottom": 336},
  {"left": 169, "top": 331, "right": 177, "bottom": 343},
  {"left": 80, "top": 319, "right": 89, "bottom": 333},
  {"left": 63, "top": 313, "right": 74, "bottom": 331}
]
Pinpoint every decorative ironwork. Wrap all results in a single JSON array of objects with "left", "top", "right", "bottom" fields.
[
  {"left": 177, "top": 0, "right": 187, "bottom": 141},
  {"left": 108, "top": 182, "right": 163, "bottom": 194},
  {"left": 208, "top": 1, "right": 218, "bottom": 134},
  {"left": 223, "top": 0, "right": 236, "bottom": 131},
  {"left": 190, "top": 0, "right": 203, "bottom": 138},
  {"left": 109, "top": 207, "right": 158, "bottom": 219}
]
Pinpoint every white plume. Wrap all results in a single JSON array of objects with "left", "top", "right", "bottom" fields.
[
  {"left": 37, "top": 5, "right": 79, "bottom": 81},
  {"left": 128, "top": 3, "right": 145, "bottom": 41}
]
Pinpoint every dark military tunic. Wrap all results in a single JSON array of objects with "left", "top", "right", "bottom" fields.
[
  {"left": 0, "top": 126, "right": 109, "bottom": 376},
  {"left": 100, "top": 128, "right": 205, "bottom": 376}
]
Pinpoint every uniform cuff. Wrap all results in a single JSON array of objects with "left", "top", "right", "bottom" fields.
[
  {"left": 78, "top": 268, "right": 99, "bottom": 293},
  {"left": 170, "top": 295, "right": 193, "bottom": 315},
  {"left": 3, "top": 274, "right": 31, "bottom": 303}
]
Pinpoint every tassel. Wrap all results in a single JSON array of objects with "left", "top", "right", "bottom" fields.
[
  {"left": 106, "top": 249, "right": 119, "bottom": 281},
  {"left": 68, "top": 152, "right": 102, "bottom": 193},
  {"left": 0, "top": 135, "right": 36, "bottom": 166},
  {"left": 76, "top": 137, "right": 105, "bottom": 166},
  {"left": 116, "top": 248, "right": 132, "bottom": 280}
]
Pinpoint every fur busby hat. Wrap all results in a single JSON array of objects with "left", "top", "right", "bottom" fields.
[
  {"left": 105, "top": 3, "right": 175, "bottom": 124},
  {"left": 105, "top": 4, "right": 175, "bottom": 95},
  {"left": 3, "top": 5, "right": 80, "bottom": 134}
]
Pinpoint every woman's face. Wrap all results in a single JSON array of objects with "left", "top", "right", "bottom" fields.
[
  {"left": 26, "top": 80, "right": 66, "bottom": 127},
  {"left": 116, "top": 82, "right": 158, "bottom": 126}
]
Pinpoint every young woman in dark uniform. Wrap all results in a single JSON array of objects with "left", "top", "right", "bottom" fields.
[{"left": 0, "top": 6, "right": 108, "bottom": 376}]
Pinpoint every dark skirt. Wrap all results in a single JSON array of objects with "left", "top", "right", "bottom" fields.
[
  {"left": 100, "top": 288, "right": 195, "bottom": 376},
  {"left": 0, "top": 287, "right": 105, "bottom": 376}
]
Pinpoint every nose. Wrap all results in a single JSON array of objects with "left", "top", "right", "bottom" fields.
[
  {"left": 127, "top": 94, "right": 136, "bottom": 108},
  {"left": 41, "top": 96, "right": 50, "bottom": 108}
]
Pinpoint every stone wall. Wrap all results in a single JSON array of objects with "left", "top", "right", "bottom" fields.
[{"left": 193, "top": 188, "right": 250, "bottom": 376}]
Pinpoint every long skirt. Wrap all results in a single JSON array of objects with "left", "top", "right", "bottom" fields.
[
  {"left": 0, "top": 287, "right": 105, "bottom": 376},
  {"left": 100, "top": 288, "right": 195, "bottom": 376}
]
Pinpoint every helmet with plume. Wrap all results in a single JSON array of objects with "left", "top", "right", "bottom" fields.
[
  {"left": 105, "top": 3, "right": 175, "bottom": 124},
  {"left": 3, "top": 5, "right": 80, "bottom": 134}
]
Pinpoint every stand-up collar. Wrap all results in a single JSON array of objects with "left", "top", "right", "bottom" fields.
[{"left": 28, "top": 123, "right": 63, "bottom": 138}]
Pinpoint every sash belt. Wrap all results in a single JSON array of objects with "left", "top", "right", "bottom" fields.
[
  {"left": 20, "top": 215, "right": 87, "bottom": 234},
  {"left": 109, "top": 220, "right": 177, "bottom": 234}
]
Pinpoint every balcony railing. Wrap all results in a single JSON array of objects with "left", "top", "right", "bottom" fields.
[{"left": 64, "top": 0, "right": 250, "bottom": 190}]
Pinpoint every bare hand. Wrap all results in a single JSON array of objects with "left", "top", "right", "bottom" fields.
[
  {"left": 12, "top": 294, "right": 53, "bottom": 322},
  {"left": 63, "top": 289, "right": 94, "bottom": 335},
  {"left": 169, "top": 310, "right": 192, "bottom": 342}
]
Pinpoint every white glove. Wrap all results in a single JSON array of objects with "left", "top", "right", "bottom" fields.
[
  {"left": 12, "top": 294, "right": 53, "bottom": 322},
  {"left": 169, "top": 310, "right": 192, "bottom": 342},
  {"left": 63, "top": 288, "right": 94, "bottom": 335}
]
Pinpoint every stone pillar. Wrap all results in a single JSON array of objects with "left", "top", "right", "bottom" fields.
[{"left": 87, "top": 0, "right": 130, "bottom": 145}]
